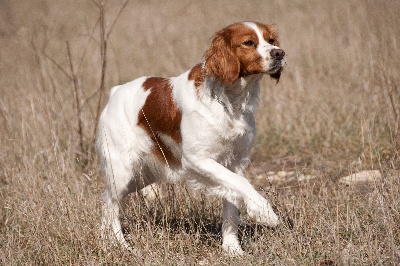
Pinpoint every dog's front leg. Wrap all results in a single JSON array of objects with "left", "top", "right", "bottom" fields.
[
  {"left": 183, "top": 157, "right": 280, "bottom": 227},
  {"left": 222, "top": 196, "right": 243, "bottom": 256}
]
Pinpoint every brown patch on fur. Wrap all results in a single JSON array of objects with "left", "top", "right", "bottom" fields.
[
  {"left": 138, "top": 77, "right": 182, "bottom": 167},
  {"left": 188, "top": 63, "right": 205, "bottom": 94}
]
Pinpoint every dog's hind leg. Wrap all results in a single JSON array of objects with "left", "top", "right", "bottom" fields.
[
  {"left": 101, "top": 190, "right": 130, "bottom": 249},
  {"left": 100, "top": 151, "right": 137, "bottom": 250},
  {"left": 100, "top": 152, "right": 159, "bottom": 250}
]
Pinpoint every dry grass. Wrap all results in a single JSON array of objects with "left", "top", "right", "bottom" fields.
[{"left": 1, "top": 0, "right": 399, "bottom": 264}]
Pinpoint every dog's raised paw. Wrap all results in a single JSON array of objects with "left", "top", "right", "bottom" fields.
[{"left": 246, "top": 195, "right": 280, "bottom": 227}]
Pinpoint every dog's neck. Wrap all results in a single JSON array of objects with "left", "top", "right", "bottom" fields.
[{"left": 205, "top": 74, "right": 262, "bottom": 115}]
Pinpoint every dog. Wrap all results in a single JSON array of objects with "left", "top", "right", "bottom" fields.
[{"left": 97, "top": 21, "right": 285, "bottom": 255}]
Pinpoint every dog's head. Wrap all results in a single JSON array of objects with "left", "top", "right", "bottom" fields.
[{"left": 204, "top": 22, "right": 285, "bottom": 84}]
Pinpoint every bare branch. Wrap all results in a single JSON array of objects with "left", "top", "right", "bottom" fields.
[
  {"left": 90, "top": 0, "right": 100, "bottom": 8},
  {"left": 67, "top": 41, "right": 85, "bottom": 165},
  {"left": 93, "top": 1, "right": 107, "bottom": 142},
  {"left": 76, "top": 16, "right": 100, "bottom": 73},
  {"left": 106, "top": 0, "right": 130, "bottom": 39},
  {"left": 41, "top": 50, "right": 73, "bottom": 80},
  {"left": 388, "top": 85, "right": 400, "bottom": 135}
]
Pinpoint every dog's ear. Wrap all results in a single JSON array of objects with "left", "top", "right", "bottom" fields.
[{"left": 204, "top": 30, "right": 240, "bottom": 84}]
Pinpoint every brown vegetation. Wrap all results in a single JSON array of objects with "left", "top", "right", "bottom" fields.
[{"left": 1, "top": 0, "right": 399, "bottom": 264}]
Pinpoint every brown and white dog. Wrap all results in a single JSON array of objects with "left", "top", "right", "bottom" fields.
[{"left": 97, "top": 21, "right": 285, "bottom": 255}]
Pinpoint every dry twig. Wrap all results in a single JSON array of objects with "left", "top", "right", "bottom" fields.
[{"left": 67, "top": 41, "right": 85, "bottom": 165}]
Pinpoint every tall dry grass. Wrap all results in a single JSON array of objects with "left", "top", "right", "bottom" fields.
[{"left": 0, "top": 0, "right": 399, "bottom": 264}]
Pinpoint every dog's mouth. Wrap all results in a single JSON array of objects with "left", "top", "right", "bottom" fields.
[
  {"left": 269, "top": 70, "right": 281, "bottom": 80},
  {"left": 268, "top": 60, "right": 285, "bottom": 81}
]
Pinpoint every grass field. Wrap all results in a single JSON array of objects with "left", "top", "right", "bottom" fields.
[{"left": 1, "top": 0, "right": 399, "bottom": 264}]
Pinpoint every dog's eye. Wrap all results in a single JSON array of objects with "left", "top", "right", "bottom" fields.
[
  {"left": 242, "top": 40, "right": 256, "bottom": 47},
  {"left": 268, "top": 38, "right": 275, "bottom": 45}
]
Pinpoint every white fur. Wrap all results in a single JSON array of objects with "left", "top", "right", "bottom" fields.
[{"left": 97, "top": 22, "right": 284, "bottom": 256}]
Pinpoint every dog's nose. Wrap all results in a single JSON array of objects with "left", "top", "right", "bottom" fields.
[{"left": 270, "top": 49, "right": 285, "bottom": 60}]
